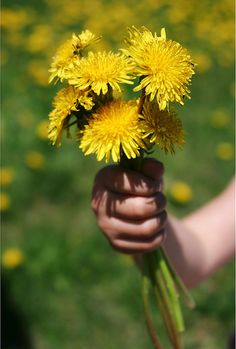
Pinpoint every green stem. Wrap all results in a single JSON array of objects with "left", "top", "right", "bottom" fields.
[
  {"left": 159, "top": 248, "right": 195, "bottom": 309},
  {"left": 155, "top": 250, "right": 185, "bottom": 333},
  {"left": 142, "top": 258, "right": 164, "bottom": 349},
  {"left": 153, "top": 286, "right": 175, "bottom": 342},
  {"left": 146, "top": 253, "right": 183, "bottom": 349}
]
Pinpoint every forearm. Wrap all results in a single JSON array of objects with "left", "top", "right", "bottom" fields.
[
  {"left": 163, "top": 178, "right": 235, "bottom": 288},
  {"left": 163, "top": 216, "right": 208, "bottom": 288}
]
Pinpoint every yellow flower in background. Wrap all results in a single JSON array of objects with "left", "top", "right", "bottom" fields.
[
  {"left": 0, "top": 167, "right": 15, "bottom": 186},
  {"left": 48, "top": 85, "right": 94, "bottom": 146},
  {"left": 0, "top": 192, "right": 11, "bottom": 211},
  {"left": 141, "top": 102, "right": 185, "bottom": 153},
  {"left": 67, "top": 51, "right": 135, "bottom": 95},
  {"left": 36, "top": 120, "right": 49, "bottom": 140},
  {"left": 216, "top": 142, "right": 234, "bottom": 160},
  {"left": 2, "top": 248, "right": 24, "bottom": 269},
  {"left": 25, "top": 24, "right": 53, "bottom": 54},
  {"left": 125, "top": 27, "right": 195, "bottom": 110},
  {"left": 169, "top": 181, "right": 193, "bottom": 204},
  {"left": 25, "top": 151, "right": 45, "bottom": 170},
  {"left": 49, "top": 31, "right": 100, "bottom": 83},
  {"left": 80, "top": 100, "right": 145, "bottom": 162},
  {"left": 210, "top": 110, "right": 231, "bottom": 128},
  {"left": 0, "top": 8, "right": 34, "bottom": 30}
]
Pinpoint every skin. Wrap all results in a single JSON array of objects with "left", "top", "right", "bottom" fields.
[{"left": 91, "top": 158, "right": 235, "bottom": 288}]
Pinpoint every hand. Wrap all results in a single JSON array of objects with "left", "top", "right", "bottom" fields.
[{"left": 91, "top": 158, "right": 167, "bottom": 254}]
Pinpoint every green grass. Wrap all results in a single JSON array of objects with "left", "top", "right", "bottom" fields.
[{"left": 1, "top": 0, "right": 235, "bottom": 348}]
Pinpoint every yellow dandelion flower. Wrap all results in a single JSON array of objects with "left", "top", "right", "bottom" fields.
[
  {"left": 140, "top": 102, "right": 185, "bottom": 153},
  {"left": 0, "top": 192, "right": 11, "bottom": 211},
  {"left": 48, "top": 85, "right": 94, "bottom": 146},
  {"left": 25, "top": 151, "right": 45, "bottom": 170},
  {"left": 169, "top": 181, "right": 193, "bottom": 204},
  {"left": 216, "top": 142, "right": 234, "bottom": 160},
  {"left": 67, "top": 51, "right": 135, "bottom": 95},
  {"left": 0, "top": 167, "right": 15, "bottom": 186},
  {"left": 2, "top": 248, "right": 24, "bottom": 269},
  {"left": 124, "top": 26, "right": 166, "bottom": 51},
  {"left": 80, "top": 100, "right": 145, "bottom": 162},
  {"left": 76, "top": 29, "right": 101, "bottom": 49},
  {"left": 49, "top": 31, "right": 100, "bottom": 83},
  {"left": 124, "top": 27, "right": 195, "bottom": 110}
]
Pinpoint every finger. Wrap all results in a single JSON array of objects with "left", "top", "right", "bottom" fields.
[
  {"left": 107, "top": 191, "right": 166, "bottom": 220},
  {"left": 141, "top": 158, "right": 164, "bottom": 189},
  {"left": 111, "top": 229, "right": 166, "bottom": 254},
  {"left": 95, "top": 165, "right": 159, "bottom": 196},
  {"left": 100, "top": 210, "right": 167, "bottom": 240},
  {"left": 116, "top": 211, "right": 167, "bottom": 240}
]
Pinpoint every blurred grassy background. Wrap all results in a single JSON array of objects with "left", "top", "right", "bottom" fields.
[{"left": 1, "top": 0, "right": 235, "bottom": 348}]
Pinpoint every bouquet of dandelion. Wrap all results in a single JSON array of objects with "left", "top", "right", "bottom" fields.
[{"left": 48, "top": 27, "right": 195, "bottom": 349}]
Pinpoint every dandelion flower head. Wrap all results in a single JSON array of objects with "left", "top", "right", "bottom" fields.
[
  {"left": 77, "top": 29, "right": 101, "bottom": 49},
  {"left": 124, "top": 27, "right": 195, "bottom": 110},
  {"left": 141, "top": 101, "right": 185, "bottom": 153},
  {"left": 66, "top": 51, "right": 135, "bottom": 95},
  {"left": 124, "top": 26, "right": 166, "bottom": 51},
  {"left": 48, "top": 85, "right": 94, "bottom": 146},
  {"left": 49, "top": 30, "right": 100, "bottom": 83},
  {"left": 80, "top": 100, "right": 145, "bottom": 162}
]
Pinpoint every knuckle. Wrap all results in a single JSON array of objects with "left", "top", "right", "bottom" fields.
[
  {"left": 139, "top": 216, "right": 163, "bottom": 238},
  {"left": 139, "top": 220, "right": 155, "bottom": 237},
  {"left": 132, "top": 199, "right": 145, "bottom": 217}
]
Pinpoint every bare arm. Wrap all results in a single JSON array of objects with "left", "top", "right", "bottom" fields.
[{"left": 164, "top": 178, "right": 235, "bottom": 287}]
